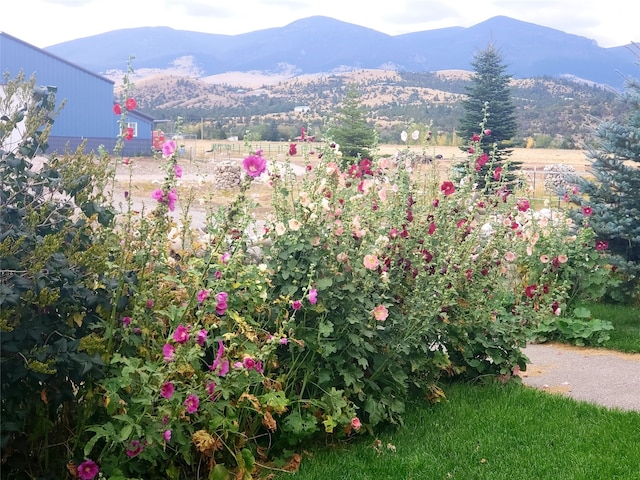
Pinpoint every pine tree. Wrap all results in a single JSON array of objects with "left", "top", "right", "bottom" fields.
[
  {"left": 457, "top": 43, "right": 519, "bottom": 190},
  {"left": 568, "top": 62, "right": 640, "bottom": 297},
  {"left": 326, "top": 84, "right": 376, "bottom": 168}
]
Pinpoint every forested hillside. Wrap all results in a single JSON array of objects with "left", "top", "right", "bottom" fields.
[{"left": 130, "top": 69, "right": 625, "bottom": 147}]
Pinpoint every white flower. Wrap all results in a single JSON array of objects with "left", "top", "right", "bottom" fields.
[
  {"left": 411, "top": 130, "right": 419, "bottom": 140},
  {"left": 275, "top": 222, "right": 286, "bottom": 236},
  {"left": 400, "top": 131, "right": 408, "bottom": 142}
]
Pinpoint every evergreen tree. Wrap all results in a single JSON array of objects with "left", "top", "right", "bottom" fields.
[
  {"left": 326, "top": 84, "right": 376, "bottom": 168},
  {"left": 458, "top": 43, "right": 519, "bottom": 190},
  {"left": 568, "top": 65, "right": 640, "bottom": 298}
]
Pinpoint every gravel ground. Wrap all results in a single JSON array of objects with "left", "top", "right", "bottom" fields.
[{"left": 521, "top": 343, "right": 640, "bottom": 412}]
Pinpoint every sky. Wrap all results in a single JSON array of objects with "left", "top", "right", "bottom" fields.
[{"left": 2, "top": 0, "right": 637, "bottom": 49}]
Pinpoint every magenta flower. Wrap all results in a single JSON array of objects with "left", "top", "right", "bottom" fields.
[
  {"left": 196, "top": 329, "right": 208, "bottom": 346},
  {"left": 162, "top": 140, "right": 176, "bottom": 158},
  {"left": 280, "top": 337, "right": 288, "bottom": 345},
  {"left": 221, "top": 252, "right": 231, "bottom": 264},
  {"left": 595, "top": 240, "right": 609, "bottom": 251},
  {"left": 167, "top": 188, "right": 178, "bottom": 212},
  {"left": 215, "top": 291, "right": 228, "bottom": 316},
  {"left": 126, "top": 440, "right": 143, "bottom": 457},
  {"left": 516, "top": 198, "right": 530, "bottom": 212},
  {"left": 292, "top": 300, "right": 302, "bottom": 310},
  {"left": 582, "top": 206, "right": 593, "bottom": 216},
  {"left": 173, "top": 325, "right": 189, "bottom": 344},
  {"left": 197, "top": 289, "right": 209, "bottom": 303},
  {"left": 146, "top": 299, "right": 154, "bottom": 309},
  {"left": 242, "top": 154, "right": 267, "bottom": 177},
  {"left": 184, "top": 394, "right": 199, "bottom": 414},
  {"left": 243, "top": 357, "right": 256, "bottom": 370},
  {"left": 308, "top": 288, "right": 318, "bottom": 305},
  {"left": 163, "top": 430, "right": 172, "bottom": 442},
  {"left": 151, "top": 189, "right": 164, "bottom": 202},
  {"left": 77, "top": 459, "right": 99, "bottom": 480},
  {"left": 209, "top": 340, "right": 229, "bottom": 376},
  {"left": 524, "top": 284, "right": 537, "bottom": 299},
  {"left": 174, "top": 164, "right": 183, "bottom": 178},
  {"left": 206, "top": 381, "right": 217, "bottom": 399},
  {"left": 160, "top": 382, "right": 175, "bottom": 399},
  {"left": 163, "top": 343, "right": 175, "bottom": 362},
  {"left": 122, "top": 316, "right": 131, "bottom": 326},
  {"left": 493, "top": 166, "right": 502, "bottom": 181}
]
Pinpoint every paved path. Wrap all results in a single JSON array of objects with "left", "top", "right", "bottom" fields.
[{"left": 521, "top": 343, "right": 640, "bottom": 412}]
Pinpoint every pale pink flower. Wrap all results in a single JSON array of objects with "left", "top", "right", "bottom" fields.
[
  {"left": 504, "top": 251, "right": 516, "bottom": 262},
  {"left": 288, "top": 218, "right": 302, "bottom": 231},
  {"left": 540, "top": 255, "right": 550, "bottom": 264},
  {"left": 363, "top": 254, "right": 379, "bottom": 270},
  {"left": 326, "top": 162, "right": 339, "bottom": 176},
  {"left": 275, "top": 223, "right": 286, "bottom": 236},
  {"left": 557, "top": 254, "right": 568, "bottom": 264},
  {"left": 351, "top": 417, "right": 362, "bottom": 431},
  {"left": 372, "top": 304, "right": 389, "bottom": 322},
  {"left": 308, "top": 288, "right": 318, "bottom": 304}
]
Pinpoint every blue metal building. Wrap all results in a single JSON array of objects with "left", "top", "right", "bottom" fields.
[{"left": 0, "top": 32, "right": 153, "bottom": 156}]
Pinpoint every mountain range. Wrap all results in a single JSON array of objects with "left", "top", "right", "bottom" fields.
[{"left": 46, "top": 15, "right": 638, "bottom": 91}]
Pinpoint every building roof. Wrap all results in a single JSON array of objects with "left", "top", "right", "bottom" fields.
[{"left": 0, "top": 31, "right": 114, "bottom": 85}]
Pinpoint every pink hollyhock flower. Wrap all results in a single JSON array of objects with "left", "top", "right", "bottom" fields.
[
  {"left": 484, "top": 129, "right": 492, "bottom": 136},
  {"left": 122, "top": 316, "right": 131, "bottom": 326},
  {"left": 582, "top": 206, "right": 592, "bottom": 216},
  {"left": 125, "top": 97, "right": 137, "bottom": 111},
  {"left": 289, "top": 143, "right": 297, "bottom": 155},
  {"left": 146, "top": 299, "right": 154, "bottom": 309},
  {"left": 493, "top": 166, "right": 502, "bottom": 181},
  {"left": 471, "top": 133, "right": 481, "bottom": 142},
  {"left": 184, "top": 394, "right": 199, "bottom": 414},
  {"left": 363, "top": 254, "right": 379, "bottom": 270},
  {"left": 163, "top": 430, "right": 172, "bottom": 442},
  {"left": 242, "top": 154, "right": 267, "bottom": 177},
  {"left": 504, "top": 251, "right": 516, "bottom": 262},
  {"left": 351, "top": 417, "right": 362, "bottom": 431},
  {"left": 372, "top": 304, "right": 389, "bottom": 322},
  {"left": 595, "top": 240, "right": 609, "bottom": 251},
  {"left": 160, "top": 382, "right": 174, "bottom": 399},
  {"left": 163, "top": 344, "right": 175, "bottom": 362},
  {"left": 124, "top": 127, "right": 134, "bottom": 141},
  {"left": 173, "top": 325, "right": 189, "bottom": 344},
  {"left": 162, "top": 140, "right": 176, "bottom": 157},
  {"left": 440, "top": 181, "right": 455, "bottom": 196},
  {"left": 221, "top": 252, "right": 231, "bottom": 264},
  {"left": 292, "top": 300, "right": 302, "bottom": 310},
  {"left": 197, "top": 289, "right": 209, "bottom": 303},
  {"left": 113, "top": 103, "right": 122, "bottom": 115},
  {"left": 428, "top": 222, "right": 436, "bottom": 235},
  {"left": 126, "top": 440, "right": 143, "bottom": 457},
  {"left": 243, "top": 357, "right": 256, "bottom": 370},
  {"left": 196, "top": 329, "right": 208, "bottom": 346},
  {"left": 167, "top": 188, "right": 178, "bottom": 212},
  {"left": 308, "top": 288, "right": 318, "bottom": 305},
  {"left": 77, "top": 459, "right": 99, "bottom": 480},
  {"left": 280, "top": 337, "right": 289, "bottom": 345},
  {"left": 151, "top": 189, "right": 164, "bottom": 202},
  {"left": 516, "top": 198, "right": 530, "bottom": 212},
  {"left": 174, "top": 164, "right": 183, "bottom": 178},
  {"left": 206, "top": 381, "right": 217, "bottom": 399}
]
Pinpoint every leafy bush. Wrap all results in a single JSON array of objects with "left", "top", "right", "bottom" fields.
[
  {"left": 0, "top": 73, "right": 115, "bottom": 476},
  {"left": 1, "top": 71, "right": 618, "bottom": 479}
]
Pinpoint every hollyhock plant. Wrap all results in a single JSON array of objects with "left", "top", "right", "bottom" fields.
[
  {"left": 125, "top": 97, "right": 137, "bottom": 111},
  {"left": 113, "top": 103, "right": 122, "bottom": 115}
]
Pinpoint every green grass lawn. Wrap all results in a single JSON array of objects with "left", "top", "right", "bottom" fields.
[
  {"left": 273, "top": 382, "right": 640, "bottom": 480},
  {"left": 588, "top": 302, "right": 640, "bottom": 353}
]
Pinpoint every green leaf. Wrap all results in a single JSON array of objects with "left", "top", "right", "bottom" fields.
[
  {"left": 573, "top": 306, "right": 592, "bottom": 319},
  {"left": 318, "top": 320, "right": 334, "bottom": 337}
]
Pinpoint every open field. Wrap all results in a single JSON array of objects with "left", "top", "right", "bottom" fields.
[{"left": 112, "top": 142, "right": 590, "bottom": 228}]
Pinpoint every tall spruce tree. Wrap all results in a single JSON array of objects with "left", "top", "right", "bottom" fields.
[
  {"left": 326, "top": 84, "right": 376, "bottom": 168},
  {"left": 568, "top": 65, "right": 640, "bottom": 298},
  {"left": 458, "top": 43, "right": 519, "bottom": 190}
]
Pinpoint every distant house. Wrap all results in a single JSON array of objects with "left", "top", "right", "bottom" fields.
[
  {"left": 293, "top": 105, "right": 310, "bottom": 113},
  {"left": 0, "top": 32, "right": 153, "bottom": 156}
]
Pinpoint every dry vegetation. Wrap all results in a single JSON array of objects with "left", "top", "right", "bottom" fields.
[{"left": 111, "top": 142, "right": 589, "bottom": 227}]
